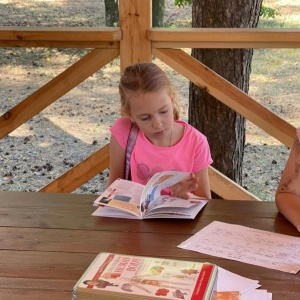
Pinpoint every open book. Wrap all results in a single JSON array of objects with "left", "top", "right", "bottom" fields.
[
  {"left": 92, "top": 170, "right": 208, "bottom": 220},
  {"left": 72, "top": 252, "right": 218, "bottom": 300}
]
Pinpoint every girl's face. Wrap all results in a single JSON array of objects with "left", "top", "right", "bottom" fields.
[{"left": 128, "top": 89, "right": 175, "bottom": 146}]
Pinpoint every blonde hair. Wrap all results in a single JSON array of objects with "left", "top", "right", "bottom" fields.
[{"left": 119, "top": 63, "right": 180, "bottom": 120}]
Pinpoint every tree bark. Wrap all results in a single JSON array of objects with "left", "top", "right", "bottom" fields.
[
  {"left": 104, "top": 0, "right": 119, "bottom": 27},
  {"left": 189, "top": 0, "right": 262, "bottom": 193},
  {"left": 152, "top": 0, "right": 165, "bottom": 27},
  {"left": 104, "top": 0, "right": 165, "bottom": 28}
]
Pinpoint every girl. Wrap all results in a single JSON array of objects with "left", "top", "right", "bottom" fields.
[
  {"left": 275, "top": 127, "right": 300, "bottom": 232},
  {"left": 107, "top": 63, "right": 212, "bottom": 199}
]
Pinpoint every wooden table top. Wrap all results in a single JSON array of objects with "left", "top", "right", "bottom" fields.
[{"left": 0, "top": 190, "right": 299, "bottom": 300}]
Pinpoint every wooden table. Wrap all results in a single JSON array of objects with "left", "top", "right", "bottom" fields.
[{"left": 0, "top": 191, "right": 299, "bottom": 300}]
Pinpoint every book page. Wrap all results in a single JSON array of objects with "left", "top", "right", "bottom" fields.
[
  {"left": 144, "top": 197, "right": 208, "bottom": 219},
  {"left": 92, "top": 206, "right": 140, "bottom": 220},
  {"left": 140, "top": 171, "right": 192, "bottom": 217},
  {"left": 147, "top": 195, "right": 207, "bottom": 210},
  {"left": 93, "top": 179, "right": 144, "bottom": 218},
  {"left": 178, "top": 221, "right": 300, "bottom": 274}
]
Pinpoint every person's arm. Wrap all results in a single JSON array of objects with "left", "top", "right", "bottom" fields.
[
  {"left": 169, "top": 168, "right": 211, "bottom": 200},
  {"left": 106, "top": 135, "right": 126, "bottom": 187},
  {"left": 275, "top": 135, "right": 300, "bottom": 232},
  {"left": 193, "top": 167, "right": 211, "bottom": 199}
]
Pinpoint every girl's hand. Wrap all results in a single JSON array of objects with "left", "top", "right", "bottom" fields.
[{"left": 169, "top": 173, "right": 199, "bottom": 199}]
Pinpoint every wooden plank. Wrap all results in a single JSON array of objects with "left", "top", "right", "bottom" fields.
[
  {"left": 0, "top": 190, "right": 97, "bottom": 207},
  {"left": 0, "top": 250, "right": 96, "bottom": 279},
  {"left": 149, "top": 28, "right": 300, "bottom": 42},
  {"left": 119, "top": 0, "right": 152, "bottom": 70},
  {"left": 0, "top": 192, "right": 284, "bottom": 233},
  {"left": 0, "top": 227, "right": 196, "bottom": 253},
  {"left": 0, "top": 206, "right": 281, "bottom": 232},
  {"left": 39, "top": 144, "right": 110, "bottom": 193},
  {"left": 0, "top": 290, "right": 72, "bottom": 300},
  {"left": 152, "top": 41, "right": 300, "bottom": 49},
  {"left": 0, "top": 27, "right": 121, "bottom": 41},
  {"left": 0, "top": 49, "right": 119, "bottom": 139},
  {"left": 153, "top": 48, "right": 296, "bottom": 147},
  {"left": 1, "top": 220, "right": 295, "bottom": 254},
  {"left": 149, "top": 28, "right": 300, "bottom": 48},
  {"left": 0, "top": 41, "right": 120, "bottom": 48},
  {"left": 0, "top": 27, "right": 121, "bottom": 48},
  {"left": 209, "top": 166, "right": 260, "bottom": 201},
  {"left": 0, "top": 278, "right": 75, "bottom": 291}
]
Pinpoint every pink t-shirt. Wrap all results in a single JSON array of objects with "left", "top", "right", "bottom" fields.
[{"left": 110, "top": 117, "right": 213, "bottom": 185}]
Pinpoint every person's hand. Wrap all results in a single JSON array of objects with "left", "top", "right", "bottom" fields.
[{"left": 169, "top": 173, "right": 199, "bottom": 199}]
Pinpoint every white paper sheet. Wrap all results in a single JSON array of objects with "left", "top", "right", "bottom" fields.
[
  {"left": 178, "top": 221, "right": 300, "bottom": 274},
  {"left": 217, "top": 267, "right": 260, "bottom": 293},
  {"left": 242, "top": 289, "right": 272, "bottom": 300},
  {"left": 217, "top": 267, "right": 271, "bottom": 300}
]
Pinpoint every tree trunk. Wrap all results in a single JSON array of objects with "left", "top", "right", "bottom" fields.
[
  {"left": 152, "top": 0, "right": 165, "bottom": 27},
  {"left": 104, "top": 0, "right": 165, "bottom": 28},
  {"left": 189, "top": 0, "right": 262, "bottom": 194},
  {"left": 104, "top": 0, "right": 119, "bottom": 27}
]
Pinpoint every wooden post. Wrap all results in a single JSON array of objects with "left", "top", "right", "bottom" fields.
[{"left": 119, "top": 0, "right": 152, "bottom": 72}]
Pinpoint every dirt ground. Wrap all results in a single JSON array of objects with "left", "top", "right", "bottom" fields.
[{"left": 0, "top": 0, "right": 299, "bottom": 201}]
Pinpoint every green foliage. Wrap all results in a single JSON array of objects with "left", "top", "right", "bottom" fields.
[
  {"left": 259, "top": 5, "right": 279, "bottom": 19},
  {"left": 174, "top": 0, "right": 192, "bottom": 7},
  {"left": 174, "top": 1, "right": 279, "bottom": 21}
]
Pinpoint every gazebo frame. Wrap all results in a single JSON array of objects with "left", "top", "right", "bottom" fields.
[{"left": 0, "top": 0, "right": 299, "bottom": 200}]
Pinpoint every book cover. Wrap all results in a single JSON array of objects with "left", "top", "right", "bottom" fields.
[
  {"left": 72, "top": 252, "right": 218, "bottom": 300},
  {"left": 92, "top": 171, "right": 208, "bottom": 220},
  {"left": 215, "top": 291, "right": 241, "bottom": 300}
]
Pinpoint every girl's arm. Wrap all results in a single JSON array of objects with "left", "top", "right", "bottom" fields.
[
  {"left": 275, "top": 135, "right": 300, "bottom": 232},
  {"left": 193, "top": 167, "right": 211, "bottom": 199},
  {"left": 106, "top": 135, "right": 126, "bottom": 187}
]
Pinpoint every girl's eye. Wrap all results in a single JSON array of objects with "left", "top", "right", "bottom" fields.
[
  {"left": 160, "top": 110, "right": 168, "bottom": 114},
  {"left": 141, "top": 116, "right": 150, "bottom": 121}
]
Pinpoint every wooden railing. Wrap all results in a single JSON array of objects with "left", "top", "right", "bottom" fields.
[{"left": 1, "top": 0, "right": 299, "bottom": 200}]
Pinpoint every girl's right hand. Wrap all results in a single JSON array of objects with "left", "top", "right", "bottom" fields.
[{"left": 169, "top": 173, "right": 199, "bottom": 199}]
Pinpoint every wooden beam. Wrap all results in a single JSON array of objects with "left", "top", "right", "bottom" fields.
[
  {"left": 0, "top": 27, "right": 121, "bottom": 41},
  {"left": 39, "top": 144, "right": 110, "bottom": 193},
  {"left": 0, "top": 41, "right": 120, "bottom": 48},
  {"left": 209, "top": 166, "right": 259, "bottom": 201},
  {"left": 149, "top": 28, "right": 300, "bottom": 48},
  {"left": 152, "top": 41, "right": 300, "bottom": 49},
  {"left": 119, "top": 0, "right": 152, "bottom": 71},
  {"left": 153, "top": 48, "right": 295, "bottom": 147},
  {"left": 0, "top": 48, "right": 119, "bottom": 139},
  {"left": 0, "top": 27, "right": 121, "bottom": 48}
]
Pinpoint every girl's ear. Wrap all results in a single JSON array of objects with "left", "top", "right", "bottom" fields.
[
  {"left": 124, "top": 111, "right": 135, "bottom": 123},
  {"left": 128, "top": 115, "right": 135, "bottom": 123},
  {"left": 122, "top": 108, "right": 133, "bottom": 121}
]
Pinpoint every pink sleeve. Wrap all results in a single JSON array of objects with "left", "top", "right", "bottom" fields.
[
  {"left": 192, "top": 131, "right": 213, "bottom": 172},
  {"left": 110, "top": 117, "right": 132, "bottom": 150}
]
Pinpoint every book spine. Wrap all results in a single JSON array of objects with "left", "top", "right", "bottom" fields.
[{"left": 191, "top": 264, "right": 216, "bottom": 300}]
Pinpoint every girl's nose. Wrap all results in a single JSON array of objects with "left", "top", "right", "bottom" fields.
[{"left": 152, "top": 116, "right": 162, "bottom": 129}]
